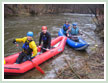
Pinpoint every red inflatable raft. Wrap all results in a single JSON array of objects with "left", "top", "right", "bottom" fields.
[{"left": 4, "top": 36, "right": 67, "bottom": 75}]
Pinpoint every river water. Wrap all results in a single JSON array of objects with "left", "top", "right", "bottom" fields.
[{"left": 4, "top": 13, "right": 102, "bottom": 79}]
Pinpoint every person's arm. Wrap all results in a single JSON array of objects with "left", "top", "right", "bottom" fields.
[
  {"left": 13, "top": 37, "right": 27, "bottom": 44},
  {"left": 66, "top": 28, "right": 71, "bottom": 36},
  {"left": 30, "top": 41, "right": 37, "bottom": 57},
  {"left": 67, "top": 27, "right": 71, "bottom": 32},
  {"left": 68, "top": 24, "right": 71, "bottom": 29},
  {"left": 39, "top": 32, "right": 42, "bottom": 46},
  {"left": 47, "top": 33, "right": 51, "bottom": 49},
  {"left": 78, "top": 30, "right": 82, "bottom": 35}
]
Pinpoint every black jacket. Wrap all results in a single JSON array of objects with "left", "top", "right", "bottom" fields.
[{"left": 39, "top": 32, "right": 51, "bottom": 49}]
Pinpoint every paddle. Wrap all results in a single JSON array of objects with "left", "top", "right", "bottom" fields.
[
  {"left": 38, "top": 41, "right": 60, "bottom": 52},
  {"left": 38, "top": 46, "right": 55, "bottom": 52},
  {"left": 26, "top": 56, "right": 45, "bottom": 74},
  {"left": 87, "top": 43, "right": 98, "bottom": 47},
  {"left": 38, "top": 46, "right": 51, "bottom": 52},
  {"left": 16, "top": 44, "right": 45, "bottom": 74}
]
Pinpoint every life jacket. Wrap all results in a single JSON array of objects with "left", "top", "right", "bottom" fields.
[
  {"left": 42, "top": 35, "right": 47, "bottom": 41},
  {"left": 22, "top": 40, "right": 33, "bottom": 55},
  {"left": 70, "top": 27, "right": 79, "bottom": 35},
  {"left": 63, "top": 24, "right": 70, "bottom": 31}
]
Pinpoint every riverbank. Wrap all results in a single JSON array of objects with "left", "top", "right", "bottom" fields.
[
  {"left": 53, "top": 44, "right": 104, "bottom": 79},
  {"left": 4, "top": 4, "right": 103, "bottom": 17}
]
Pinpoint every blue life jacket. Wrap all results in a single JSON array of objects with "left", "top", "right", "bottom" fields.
[
  {"left": 70, "top": 27, "right": 79, "bottom": 35},
  {"left": 42, "top": 35, "right": 47, "bottom": 41},
  {"left": 63, "top": 24, "right": 70, "bottom": 31},
  {"left": 22, "top": 40, "right": 33, "bottom": 55}
]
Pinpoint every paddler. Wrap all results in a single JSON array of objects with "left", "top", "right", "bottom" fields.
[
  {"left": 13, "top": 31, "right": 37, "bottom": 64},
  {"left": 63, "top": 20, "right": 70, "bottom": 36},
  {"left": 67, "top": 23, "right": 82, "bottom": 42},
  {"left": 39, "top": 26, "right": 51, "bottom": 53}
]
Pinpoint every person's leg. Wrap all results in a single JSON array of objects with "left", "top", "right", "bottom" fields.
[
  {"left": 22, "top": 56, "right": 27, "bottom": 62},
  {"left": 16, "top": 52, "right": 25, "bottom": 64},
  {"left": 26, "top": 54, "right": 32, "bottom": 60},
  {"left": 41, "top": 44, "right": 47, "bottom": 53},
  {"left": 23, "top": 54, "right": 31, "bottom": 61}
]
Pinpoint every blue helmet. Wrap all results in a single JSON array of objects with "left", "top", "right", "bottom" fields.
[
  {"left": 72, "top": 23, "right": 77, "bottom": 26},
  {"left": 27, "top": 31, "right": 33, "bottom": 37}
]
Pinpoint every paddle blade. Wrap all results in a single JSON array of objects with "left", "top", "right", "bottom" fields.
[
  {"left": 35, "top": 65, "right": 45, "bottom": 74},
  {"left": 32, "top": 61, "right": 45, "bottom": 74}
]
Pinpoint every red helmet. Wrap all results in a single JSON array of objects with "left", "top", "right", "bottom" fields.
[{"left": 42, "top": 26, "right": 47, "bottom": 30}]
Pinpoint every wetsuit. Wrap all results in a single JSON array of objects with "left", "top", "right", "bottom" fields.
[
  {"left": 39, "top": 32, "right": 51, "bottom": 52},
  {"left": 14, "top": 37, "right": 37, "bottom": 64}
]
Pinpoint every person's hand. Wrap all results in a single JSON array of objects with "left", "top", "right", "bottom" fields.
[
  {"left": 31, "top": 55, "right": 34, "bottom": 58},
  {"left": 13, "top": 40, "right": 16, "bottom": 44},
  {"left": 67, "top": 34, "right": 69, "bottom": 37},
  {"left": 38, "top": 46, "right": 41, "bottom": 48},
  {"left": 46, "top": 48, "right": 49, "bottom": 51}
]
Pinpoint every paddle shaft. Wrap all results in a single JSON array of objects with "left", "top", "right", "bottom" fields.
[{"left": 39, "top": 47, "right": 55, "bottom": 52}]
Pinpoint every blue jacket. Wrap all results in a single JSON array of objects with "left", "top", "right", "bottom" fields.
[
  {"left": 63, "top": 24, "right": 70, "bottom": 35},
  {"left": 63, "top": 24, "right": 70, "bottom": 31}
]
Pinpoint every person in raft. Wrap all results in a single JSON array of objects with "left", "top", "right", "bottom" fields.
[
  {"left": 63, "top": 20, "right": 70, "bottom": 36},
  {"left": 67, "top": 23, "right": 82, "bottom": 42},
  {"left": 39, "top": 26, "right": 51, "bottom": 53},
  {"left": 13, "top": 31, "right": 37, "bottom": 64}
]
